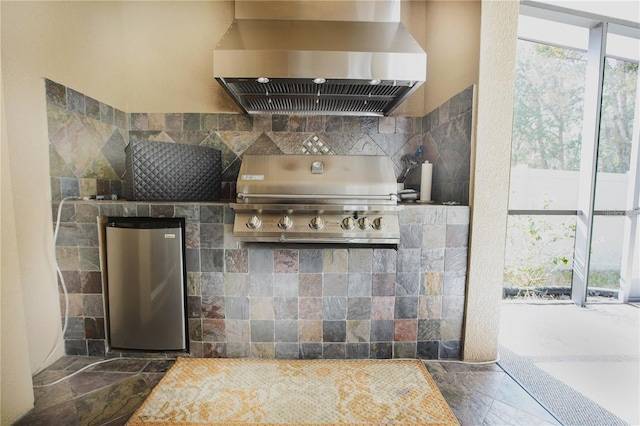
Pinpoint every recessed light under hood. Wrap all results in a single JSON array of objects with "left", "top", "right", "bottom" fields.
[{"left": 213, "top": 1, "right": 427, "bottom": 116}]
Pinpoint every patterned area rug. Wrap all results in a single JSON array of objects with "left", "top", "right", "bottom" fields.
[{"left": 127, "top": 358, "right": 458, "bottom": 425}]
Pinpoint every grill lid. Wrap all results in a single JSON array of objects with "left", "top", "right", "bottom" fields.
[
  {"left": 235, "top": 155, "right": 398, "bottom": 205},
  {"left": 231, "top": 155, "right": 400, "bottom": 245}
]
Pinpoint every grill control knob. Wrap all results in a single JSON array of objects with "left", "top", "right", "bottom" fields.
[
  {"left": 246, "top": 215, "right": 261, "bottom": 229},
  {"left": 358, "top": 217, "right": 371, "bottom": 230},
  {"left": 372, "top": 217, "right": 386, "bottom": 231},
  {"left": 310, "top": 216, "right": 324, "bottom": 230},
  {"left": 341, "top": 217, "right": 355, "bottom": 230},
  {"left": 278, "top": 215, "right": 293, "bottom": 230}
]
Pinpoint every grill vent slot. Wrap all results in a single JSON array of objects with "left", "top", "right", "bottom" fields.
[
  {"left": 245, "top": 98, "right": 387, "bottom": 114},
  {"left": 219, "top": 78, "right": 415, "bottom": 116}
]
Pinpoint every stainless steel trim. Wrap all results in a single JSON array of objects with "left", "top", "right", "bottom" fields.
[
  {"left": 234, "top": 236, "right": 400, "bottom": 245},
  {"left": 230, "top": 203, "right": 401, "bottom": 213},
  {"left": 105, "top": 221, "right": 187, "bottom": 351},
  {"left": 237, "top": 192, "right": 398, "bottom": 201},
  {"left": 232, "top": 210, "right": 400, "bottom": 243}
]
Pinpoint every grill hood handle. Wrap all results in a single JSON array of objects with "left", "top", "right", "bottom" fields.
[{"left": 237, "top": 192, "right": 398, "bottom": 201}]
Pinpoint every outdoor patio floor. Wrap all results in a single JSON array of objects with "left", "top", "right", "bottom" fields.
[
  {"left": 498, "top": 301, "right": 640, "bottom": 426},
  {"left": 15, "top": 301, "right": 638, "bottom": 425}
]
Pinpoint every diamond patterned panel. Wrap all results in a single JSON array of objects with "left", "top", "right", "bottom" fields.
[
  {"left": 301, "top": 135, "right": 335, "bottom": 155},
  {"left": 124, "top": 141, "right": 221, "bottom": 201}
]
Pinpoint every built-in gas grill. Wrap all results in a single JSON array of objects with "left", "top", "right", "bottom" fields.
[{"left": 231, "top": 155, "right": 400, "bottom": 245}]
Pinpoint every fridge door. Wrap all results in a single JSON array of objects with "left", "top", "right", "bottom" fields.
[{"left": 106, "top": 219, "right": 186, "bottom": 351}]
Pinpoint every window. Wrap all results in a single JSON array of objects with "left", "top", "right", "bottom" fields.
[
  {"left": 509, "top": 39, "right": 586, "bottom": 211},
  {"left": 505, "top": 3, "right": 639, "bottom": 305}
]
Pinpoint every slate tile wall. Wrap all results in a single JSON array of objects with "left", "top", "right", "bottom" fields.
[
  {"left": 53, "top": 201, "right": 468, "bottom": 360},
  {"left": 46, "top": 79, "right": 128, "bottom": 201},
  {"left": 422, "top": 86, "right": 474, "bottom": 204},
  {"left": 47, "top": 79, "right": 474, "bottom": 205},
  {"left": 46, "top": 79, "right": 472, "bottom": 359}
]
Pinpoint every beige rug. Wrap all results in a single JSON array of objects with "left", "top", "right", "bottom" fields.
[{"left": 127, "top": 358, "right": 458, "bottom": 425}]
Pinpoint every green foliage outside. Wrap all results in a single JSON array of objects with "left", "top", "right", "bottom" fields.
[
  {"left": 512, "top": 40, "right": 637, "bottom": 174},
  {"left": 512, "top": 42, "right": 586, "bottom": 172},
  {"left": 588, "top": 270, "right": 622, "bottom": 289},
  {"left": 504, "top": 215, "right": 575, "bottom": 296},
  {"left": 506, "top": 40, "right": 638, "bottom": 297}
]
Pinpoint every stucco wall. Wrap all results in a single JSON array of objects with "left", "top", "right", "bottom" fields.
[
  {"left": 1, "top": 1, "right": 130, "bottom": 420},
  {"left": 1, "top": 83, "right": 36, "bottom": 426},
  {"left": 121, "top": 1, "right": 235, "bottom": 113},
  {"left": 394, "top": 1, "right": 480, "bottom": 117},
  {"left": 463, "top": 0, "right": 518, "bottom": 361},
  {"left": 1, "top": 1, "right": 487, "bottom": 421},
  {"left": 421, "top": 1, "right": 481, "bottom": 116},
  {"left": 2, "top": 2, "right": 129, "bottom": 367}
]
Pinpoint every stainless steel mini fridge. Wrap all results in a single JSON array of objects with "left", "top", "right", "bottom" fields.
[{"left": 105, "top": 217, "right": 187, "bottom": 351}]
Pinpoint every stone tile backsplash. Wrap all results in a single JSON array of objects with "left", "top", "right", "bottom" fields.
[
  {"left": 47, "top": 79, "right": 473, "bottom": 205},
  {"left": 55, "top": 201, "right": 468, "bottom": 360},
  {"left": 46, "top": 80, "right": 128, "bottom": 201},
  {"left": 422, "top": 87, "right": 474, "bottom": 204},
  {"left": 46, "top": 78, "right": 472, "bottom": 360}
]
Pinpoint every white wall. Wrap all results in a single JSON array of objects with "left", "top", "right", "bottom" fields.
[{"left": 510, "top": 166, "right": 630, "bottom": 211}]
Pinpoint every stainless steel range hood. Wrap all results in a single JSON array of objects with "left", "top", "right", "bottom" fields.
[{"left": 213, "top": 1, "right": 427, "bottom": 116}]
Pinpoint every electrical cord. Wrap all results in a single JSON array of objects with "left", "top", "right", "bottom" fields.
[
  {"left": 33, "top": 196, "right": 79, "bottom": 376},
  {"left": 35, "top": 196, "right": 502, "bottom": 385},
  {"left": 33, "top": 356, "right": 171, "bottom": 388},
  {"left": 36, "top": 355, "right": 500, "bottom": 388},
  {"left": 34, "top": 197, "right": 170, "bottom": 384}
]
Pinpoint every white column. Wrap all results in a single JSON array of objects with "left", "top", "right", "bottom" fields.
[{"left": 462, "top": 0, "right": 518, "bottom": 362}]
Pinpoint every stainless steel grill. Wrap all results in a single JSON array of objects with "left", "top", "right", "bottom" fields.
[{"left": 231, "top": 155, "right": 400, "bottom": 245}]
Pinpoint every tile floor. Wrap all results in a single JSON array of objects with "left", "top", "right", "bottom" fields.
[{"left": 14, "top": 355, "right": 560, "bottom": 425}]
